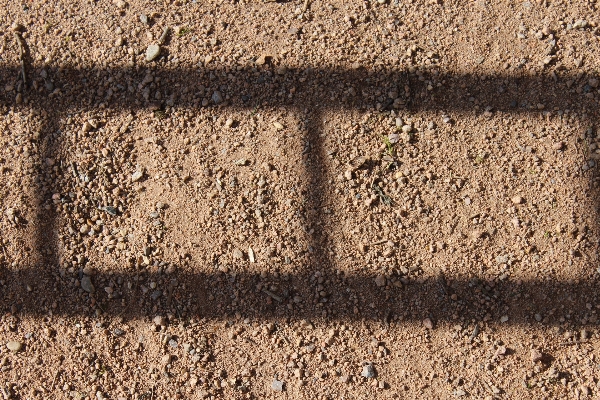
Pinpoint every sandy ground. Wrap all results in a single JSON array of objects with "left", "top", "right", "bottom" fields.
[{"left": 0, "top": 0, "right": 600, "bottom": 398}]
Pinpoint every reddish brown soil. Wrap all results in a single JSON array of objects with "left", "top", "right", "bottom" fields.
[{"left": 1, "top": 0, "right": 600, "bottom": 399}]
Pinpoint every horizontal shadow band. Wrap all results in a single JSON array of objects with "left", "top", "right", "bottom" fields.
[
  {"left": 3, "top": 267, "right": 599, "bottom": 327},
  {"left": 0, "top": 65, "right": 598, "bottom": 114},
  {"left": 0, "top": 63, "right": 599, "bottom": 327}
]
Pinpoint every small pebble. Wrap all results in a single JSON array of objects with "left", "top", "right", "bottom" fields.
[
  {"left": 511, "top": 196, "right": 523, "bottom": 204},
  {"left": 361, "top": 364, "right": 376, "bottom": 378},
  {"left": 6, "top": 341, "right": 23, "bottom": 352},
  {"left": 81, "top": 275, "right": 95, "bottom": 293},
  {"left": 423, "top": 318, "right": 434, "bottom": 329},
  {"left": 272, "top": 379, "right": 284, "bottom": 391},
  {"left": 113, "top": 328, "right": 125, "bottom": 336},
  {"left": 146, "top": 44, "right": 161, "bottom": 62},
  {"left": 233, "top": 249, "right": 244, "bottom": 260},
  {"left": 212, "top": 91, "right": 223, "bottom": 104},
  {"left": 531, "top": 349, "right": 543, "bottom": 363},
  {"left": 132, "top": 170, "right": 144, "bottom": 182}
]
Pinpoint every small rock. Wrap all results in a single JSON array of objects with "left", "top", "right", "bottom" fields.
[
  {"left": 153, "top": 315, "right": 167, "bottom": 327},
  {"left": 233, "top": 249, "right": 244, "bottom": 260},
  {"left": 82, "top": 121, "right": 93, "bottom": 133},
  {"left": 113, "top": 328, "right": 125, "bottom": 336},
  {"left": 581, "top": 386, "right": 591, "bottom": 396},
  {"left": 146, "top": 44, "right": 161, "bottom": 61},
  {"left": 423, "top": 318, "right": 434, "bottom": 329},
  {"left": 500, "top": 315, "right": 509, "bottom": 323},
  {"left": 82, "top": 266, "right": 95, "bottom": 275},
  {"left": 161, "top": 354, "right": 172, "bottom": 365},
  {"left": 131, "top": 170, "right": 144, "bottom": 182},
  {"left": 273, "top": 122, "right": 284, "bottom": 130},
  {"left": 256, "top": 55, "right": 271, "bottom": 65},
  {"left": 271, "top": 379, "right": 284, "bottom": 391},
  {"left": 388, "top": 133, "right": 400, "bottom": 144},
  {"left": 552, "top": 141, "right": 565, "bottom": 150},
  {"left": 140, "top": 14, "right": 149, "bottom": 25},
  {"left": 225, "top": 118, "right": 234, "bottom": 128},
  {"left": 344, "top": 170, "right": 353, "bottom": 180},
  {"left": 248, "top": 247, "right": 255, "bottom": 263},
  {"left": 79, "top": 224, "right": 90, "bottom": 234},
  {"left": 11, "top": 23, "right": 24, "bottom": 32},
  {"left": 511, "top": 196, "right": 523, "bottom": 204},
  {"left": 361, "top": 364, "right": 376, "bottom": 379},
  {"left": 348, "top": 156, "right": 368, "bottom": 171},
  {"left": 374, "top": 275, "right": 386, "bottom": 287},
  {"left": 102, "top": 206, "right": 118, "bottom": 216},
  {"left": 212, "top": 91, "right": 223, "bottom": 104},
  {"left": 6, "top": 341, "right": 22, "bottom": 352},
  {"left": 531, "top": 348, "right": 543, "bottom": 363},
  {"left": 494, "top": 346, "right": 507, "bottom": 357},
  {"left": 81, "top": 275, "right": 95, "bottom": 293},
  {"left": 150, "top": 290, "right": 162, "bottom": 301}
]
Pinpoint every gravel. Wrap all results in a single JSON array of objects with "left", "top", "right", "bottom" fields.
[{"left": 0, "top": 0, "right": 598, "bottom": 398}]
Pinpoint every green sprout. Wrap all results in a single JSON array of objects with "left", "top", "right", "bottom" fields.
[
  {"left": 177, "top": 27, "right": 192, "bottom": 36},
  {"left": 382, "top": 135, "right": 394, "bottom": 156}
]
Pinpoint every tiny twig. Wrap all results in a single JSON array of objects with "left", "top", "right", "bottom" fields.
[
  {"left": 13, "top": 32, "right": 26, "bottom": 89},
  {"left": 158, "top": 26, "right": 169, "bottom": 45},
  {"left": 262, "top": 289, "right": 282, "bottom": 302},
  {"left": 368, "top": 239, "right": 388, "bottom": 246},
  {"left": 302, "top": 0, "right": 311, "bottom": 12},
  {"left": 559, "top": 339, "right": 589, "bottom": 346},
  {"left": 50, "top": 369, "right": 61, "bottom": 389}
]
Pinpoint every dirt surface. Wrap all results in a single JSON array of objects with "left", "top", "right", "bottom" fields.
[{"left": 0, "top": 0, "right": 600, "bottom": 398}]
